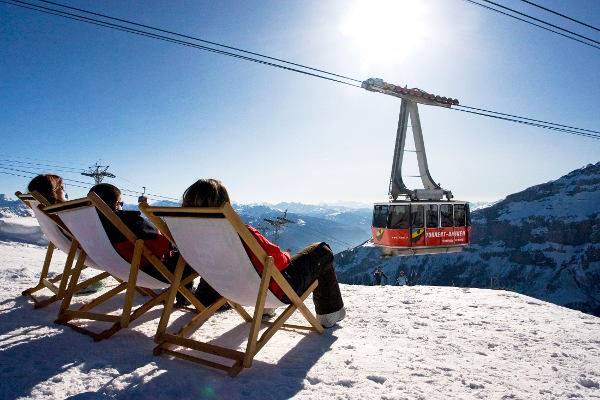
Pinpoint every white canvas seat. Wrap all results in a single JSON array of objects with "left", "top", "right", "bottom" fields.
[
  {"left": 57, "top": 205, "right": 167, "bottom": 289},
  {"left": 141, "top": 203, "right": 323, "bottom": 377},
  {"left": 44, "top": 194, "right": 201, "bottom": 341},
  {"left": 16, "top": 192, "right": 109, "bottom": 308},
  {"left": 167, "top": 217, "right": 285, "bottom": 308}
]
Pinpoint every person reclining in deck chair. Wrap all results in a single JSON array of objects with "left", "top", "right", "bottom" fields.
[
  {"left": 88, "top": 183, "right": 197, "bottom": 306},
  {"left": 28, "top": 174, "right": 67, "bottom": 205},
  {"left": 182, "top": 178, "right": 346, "bottom": 328}
]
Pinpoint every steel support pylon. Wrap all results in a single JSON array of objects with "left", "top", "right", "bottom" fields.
[{"left": 388, "top": 99, "right": 452, "bottom": 201}]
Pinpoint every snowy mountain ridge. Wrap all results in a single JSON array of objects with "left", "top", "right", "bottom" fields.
[{"left": 0, "top": 196, "right": 373, "bottom": 254}]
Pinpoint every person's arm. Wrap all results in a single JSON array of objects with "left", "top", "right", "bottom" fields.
[{"left": 245, "top": 225, "right": 291, "bottom": 270}]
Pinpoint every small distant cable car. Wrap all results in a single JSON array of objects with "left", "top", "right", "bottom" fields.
[{"left": 362, "top": 78, "right": 471, "bottom": 257}]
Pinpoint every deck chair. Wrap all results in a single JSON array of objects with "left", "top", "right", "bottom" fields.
[
  {"left": 15, "top": 191, "right": 111, "bottom": 309},
  {"left": 43, "top": 193, "right": 204, "bottom": 341},
  {"left": 140, "top": 202, "right": 324, "bottom": 377}
]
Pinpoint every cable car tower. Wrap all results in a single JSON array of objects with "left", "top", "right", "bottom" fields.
[
  {"left": 362, "top": 78, "right": 471, "bottom": 257},
  {"left": 264, "top": 209, "right": 295, "bottom": 245},
  {"left": 81, "top": 162, "right": 115, "bottom": 185}
]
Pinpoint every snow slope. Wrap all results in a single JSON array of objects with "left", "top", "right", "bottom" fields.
[{"left": 1, "top": 241, "right": 599, "bottom": 399}]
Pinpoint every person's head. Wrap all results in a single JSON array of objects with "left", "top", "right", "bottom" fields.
[
  {"left": 182, "top": 179, "right": 230, "bottom": 208},
  {"left": 377, "top": 266, "right": 382, "bottom": 271},
  {"left": 399, "top": 270, "right": 405, "bottom": 276},
  {"left": 89, "top": 183, "right": 123, "bottom": 211},
  {"left": 28, "top": 174, "right": 66, "bottom": 204}
]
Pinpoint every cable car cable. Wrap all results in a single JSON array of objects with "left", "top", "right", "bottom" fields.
[
  {"left": 480, "top": 0, "right": 600, "bottom": 46},
  {"left": 462, "top": 0, "right": 600, "bottom": 50},
  {"left": 2, "top": 0, "right": 596, "bottom": 139},
  {"left": 451, "top": 108, "right": 600, "bottom": 139},
  {"left": 3, "top": 156, "right": 180, "bottom": 201},
  {"left": 455, "top": 105, "right": 600, "bottom": 136},
  {"left": 0, "top": 164, "right": 180, "bottom": 202},
  {"left": 0, "top": 159, "right": 84, "bottom": 173},
  {"left": 519, "top": 0, "right": 600, "bottom": 33},
  {"left": 33, "top": 0, "right": 363, "bottom": 84},
  {"left": 2, "top": 0, "right": 361, "bottom": 88}
]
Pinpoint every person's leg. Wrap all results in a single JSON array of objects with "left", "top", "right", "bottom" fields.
[
  {"left": 282, "top": 242, "right": 343, "bottom": 315},
  {"left": 194, "top": 278, "right": 223, "bottom": 307},
  {"left": 154, "top": 252, "right": 196, "bottom": 305}
]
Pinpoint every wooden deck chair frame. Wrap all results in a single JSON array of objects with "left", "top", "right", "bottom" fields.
[
  {"left": 43, "top": 193, "right": 205, "bottom": 341},
  {"left": 15, "top": 191, "right": 111, "bottom": 309},
  {"left": 141, "top": 202, "right": 324, "bottom": 377}
]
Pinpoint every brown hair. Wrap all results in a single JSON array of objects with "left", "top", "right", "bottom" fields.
[
  {"left": 182, "top": 179, "right": 230, "bottom": 208},
  {"left": 28, "top": 174, "right": 64, "bottom": 205},
  {"left": 89, "top": 183, "right": 121, "bottom": 209}
]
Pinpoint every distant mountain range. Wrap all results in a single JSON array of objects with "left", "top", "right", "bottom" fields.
[
  {"left": 334, "top": 162, "right": 600, "bottom": 317},
  {"left": 0, "top": 195, "right": 373, "bottom": 254}
]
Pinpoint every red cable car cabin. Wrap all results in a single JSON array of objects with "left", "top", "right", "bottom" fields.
[{"left": 372, "top": 201, "right": 471, "bottom": 256}]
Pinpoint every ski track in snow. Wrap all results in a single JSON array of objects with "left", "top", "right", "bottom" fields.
[{"left": 0, "top": 241, "right": 599, "bottom": 399}]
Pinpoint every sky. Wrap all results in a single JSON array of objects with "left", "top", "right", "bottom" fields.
[{"left": 1, "top": 0, "right": 599, "bottom": 205}]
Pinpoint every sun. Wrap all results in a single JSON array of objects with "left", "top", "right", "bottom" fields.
[{"left": 339, "top": 0, "right": 432, "bottom": 69}]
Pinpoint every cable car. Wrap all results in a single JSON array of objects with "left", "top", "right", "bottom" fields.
[
  {"left": 372, "top": 201, "right": 471, "bottom": 256},
  {"left": 362, "top": 78, "right": 471, "bottom": 256}
]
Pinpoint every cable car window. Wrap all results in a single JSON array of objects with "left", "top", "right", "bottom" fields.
[
  {"left": 466, "top": 203, "right": 471, "bottom": 226},
  {"left": 411, "top": 205, "right": 424, "bottom": 228},
  {"left": 389, "top": 205, "right": 409, "bottom": 229},
  {"left": 425, "top": 204, "right": 438, "bottom": 228},
  {"left": 372, "top": 205, "right": 389, "bottom": 228},
  {"left": 440, "top": 204, "right": 453, "bottom": 227},
  {"left": 454, "top": 204, "right": 466, "bottom": 227}
]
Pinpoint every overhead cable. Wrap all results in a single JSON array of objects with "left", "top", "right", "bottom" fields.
[
  {"left": 456, "top": 105, "right": 600, "bottom": 136},
  {"left": 519, "top": 0, "right": 600, "bottom": 33},
  {"left": 35, "top": 0, "right": 363, "bottom": 84},
  {"left": 4, "top": 156, "right": 179, "bottom": 201},
  {"left": 480, "top": 0, "right": 600, "bottom": 45},
  {"left": 3, "top": 0, "right": 361, "bottom": 88},
  {"left": 2, "top": 0, "right": 597, "bottom": 140},
  {"left": 463, "top": 0, "right": 600, "bottom": 50},
  {"left": 0, "top": 164, "right": 180, "bottom": 201},
  {"left": 451, "top": 108, "right": 600, "bottom": 140}
]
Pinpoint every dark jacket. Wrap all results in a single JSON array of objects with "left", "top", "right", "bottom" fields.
[{"left": 99, "top": 210, "right": 170, "bottom": 269}]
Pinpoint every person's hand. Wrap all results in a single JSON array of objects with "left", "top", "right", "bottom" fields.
[{"left": 138, "top": 195, "right": 148, "bottom": 204}]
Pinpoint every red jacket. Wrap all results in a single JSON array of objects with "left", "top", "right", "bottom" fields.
[
  {"left": 100, "top": 210, "right": 170, "bottom": 268},
  {"left": 243, "top": 225, "right": 290, "bottom": 299}
]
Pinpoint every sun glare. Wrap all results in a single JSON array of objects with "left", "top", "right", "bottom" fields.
[{"left": 340, "top": 0, "right": 432, "bottom": 69}]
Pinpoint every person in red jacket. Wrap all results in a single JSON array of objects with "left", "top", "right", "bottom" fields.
[
  {"left": 182, "top": 179, "right": 346, "bottom": 328},
  {"left": 89, "top": 183, "right": 194, "bottom": 305}
]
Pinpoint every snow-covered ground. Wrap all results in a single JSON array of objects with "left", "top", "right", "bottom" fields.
[{"left": 1, "top": 241, "right": 599, "bottom": 399}]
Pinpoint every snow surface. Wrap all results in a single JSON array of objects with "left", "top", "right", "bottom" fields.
[
  {"left": 1, "top": 241, "right": 600, "bottom": 399},
  {"left": 0, "top": 217, "right": 46, "bottom": 245}
]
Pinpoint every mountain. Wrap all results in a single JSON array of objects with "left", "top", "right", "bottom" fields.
[
  {"left": 0, "top": 197, "right": 372, "bottom": 254},
  {"left": 0, "top": 194, "right": 32, "bottom": 218},
  {"left": 233, "top": 204, "right": 372, "bottom": 254},
  {"left": 335, "top": 162, "right": 600, "bottom": 317}
]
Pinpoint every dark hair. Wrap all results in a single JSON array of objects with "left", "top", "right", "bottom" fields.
[
  {"left": 28, "top": 174, "right": 63, "bottom": 204},
  {"left": 89, "top": 183, "right": 121, "bottom": 209},
  {"left": 182, "top": 179, "right": 230, "bottom": 208}
]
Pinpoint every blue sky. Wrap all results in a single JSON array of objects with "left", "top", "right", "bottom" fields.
[{"left": 1, "top": 0, "right": 599, "bottom": 205}]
